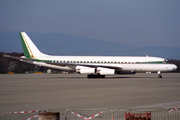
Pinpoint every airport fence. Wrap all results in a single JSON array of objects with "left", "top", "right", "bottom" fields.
[
  {"left": 2, "top": 110, "right": 50, "bottom": 120},
  {"left": 3, "top": 112, "right": 38, "bottom": 120},
  {"left": 2, "top": 107, "right": 180, "bottom": 120},
  {"left": 113, "top": 108, "right": 166, "bottom": 120},
  {"left": 65, "top": 108, "right": 112, "bottom": 120},
  {"left": 65, "top": 108, "right": 180, "bottom": 120},
  {"left": 164, "top": 107, "right": 180, "bottom": 120}
]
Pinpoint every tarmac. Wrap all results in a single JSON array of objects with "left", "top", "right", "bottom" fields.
[{"left": 0, "top": 73, "right": 180, "bottom": 117}]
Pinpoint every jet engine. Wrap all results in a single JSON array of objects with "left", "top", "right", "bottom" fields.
[
  {"left": 96, "top": 67, "right": 115, "bottom": 75},
  {"left": 75, "top": 66, "right": 95, "bottom": 74}
]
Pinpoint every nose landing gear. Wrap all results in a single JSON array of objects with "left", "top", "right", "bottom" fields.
[
  {"left": 157, "top": 71, "right": 162, "bottom": 78},
  {"left": 158, "top": 74, "right": 162, "bottom": 78}
]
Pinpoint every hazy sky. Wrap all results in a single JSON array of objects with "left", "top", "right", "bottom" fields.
[{"left": 0, "top": 0, "right": 180, "bottom": 47}]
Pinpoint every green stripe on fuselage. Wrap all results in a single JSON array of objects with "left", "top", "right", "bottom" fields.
[
  {"left": 19, "top": 33, "right": 31, "bottom": 58},
  {"left": 35, "top": 59, "right": 167, "bottom": 64},
  {"left": 35, "top": 59, "right": 52, "bottom": 63},
  {"left": 136, "top": 61, "right": 164, "bottom": 64}
]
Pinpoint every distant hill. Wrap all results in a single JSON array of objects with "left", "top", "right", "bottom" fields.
[{"left": 0, "top": 32, "right": 180, "bottom": 60}]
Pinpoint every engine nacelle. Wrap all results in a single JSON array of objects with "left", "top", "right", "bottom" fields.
[
  {"left": 97, "top": 67, "right": 115, "bottom": 75},
  {"left": 75, "top": 66, "right": 95, "bottom": 74}
]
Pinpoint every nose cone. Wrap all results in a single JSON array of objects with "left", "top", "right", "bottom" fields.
[{"left": 173, "top": 64, "right": 178, "bottom": 71}]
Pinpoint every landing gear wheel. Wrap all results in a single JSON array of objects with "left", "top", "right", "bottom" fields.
[
  {"left": 100, "top": 75, "right": 105, "bottom": 78},
  {"left": 87, "top": 74, "right": 105, "bottom": 78},
  {"left": 158, "top": 74, "right": 162, "bottom": 78},
  {"left": 87, "top": 74, "right": 92, "bottom": 78}
]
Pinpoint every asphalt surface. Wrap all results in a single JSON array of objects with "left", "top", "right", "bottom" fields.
[{"left": 0, "top": 73, "right": 180, "bottom": 117}]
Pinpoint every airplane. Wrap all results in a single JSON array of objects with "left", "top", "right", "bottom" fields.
[{"left": 4, "top": 32, "right": 177, "bottom": 78}]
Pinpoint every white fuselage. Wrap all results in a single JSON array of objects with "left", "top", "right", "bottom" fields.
[{"left": 28, "top": 55, "right": 177, "bottom": 72}]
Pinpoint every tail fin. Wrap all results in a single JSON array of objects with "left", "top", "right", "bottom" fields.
[{"left": 19, "top": 32, "right": 48, "bottom": 58}]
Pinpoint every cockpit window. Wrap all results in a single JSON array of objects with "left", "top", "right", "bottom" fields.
[{"left": 163, "top": 59, "right": 170, "bottom": 64}]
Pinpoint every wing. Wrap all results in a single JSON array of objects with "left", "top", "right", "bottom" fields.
[
  {"left": 48, "top": 62, "right": 122, "bottom": 70},
  {"left": 3, "top": 54, "right": 34, "bottom": 61},
  {"left": 4, "top": 54, "right": 122, "bottom": 71}
]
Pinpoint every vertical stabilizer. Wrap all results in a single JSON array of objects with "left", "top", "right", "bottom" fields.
[{"left": 19, "top": 32, "right": 48, "bottom": 58}]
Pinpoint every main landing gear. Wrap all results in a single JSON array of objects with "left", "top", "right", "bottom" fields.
[
  {"left": 87, "top": 74, "right": 105, "bottom": 78},
  {"left": 157, "top": 71, "right": 162, "bottom": 78}
]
